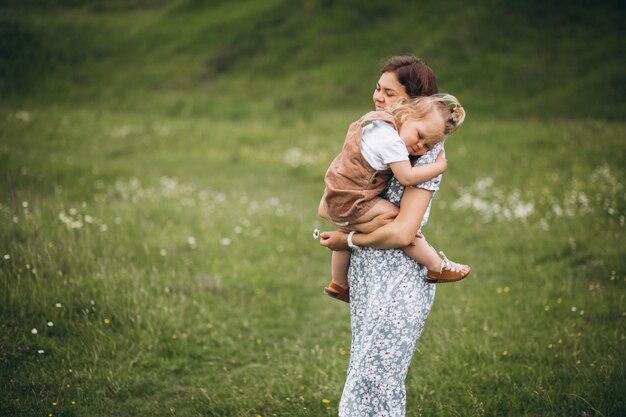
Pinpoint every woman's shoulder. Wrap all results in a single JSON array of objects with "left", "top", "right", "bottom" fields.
[{"left": 414, "top": 142, "right": 444, "bottom": 166}]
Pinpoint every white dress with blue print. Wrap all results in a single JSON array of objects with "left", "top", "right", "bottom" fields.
[{"left": 339, "top": 143, "right": 443, "bottom": 417}]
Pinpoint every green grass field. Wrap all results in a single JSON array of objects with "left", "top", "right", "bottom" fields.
[{"left": 1, "top": 1, "right": 625, "bottom": 416}]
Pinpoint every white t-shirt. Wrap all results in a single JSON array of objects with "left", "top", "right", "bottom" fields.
[{"left": 360, "top": 120, "right": 409, "bottom": 170}]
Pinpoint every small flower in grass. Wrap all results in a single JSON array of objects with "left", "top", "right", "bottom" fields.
[
  {"left": 322, "top": 399, "right": 331, "bottom": 404},
  {"left": 100, "top": 224, "right": 108, "bottom": 232},
  {"left": 71, "top": 400, "right": 76, "bottom": 405},
  {"left": 38, "top": 349, "right": 44, "bottom": 354},
  {"left": 312, "top": 228, "right": 320, "bottom": 240},
  {"left": 3, "top": 254, "right": 10, "bottom": 260},
  {"left": 501, "top": 350, "right": 508, "bottom": 357},
  {"left": 103, "top": 318, "right": 111, "bottom": 325},
  {"left": 68, "top": 368, "right": 73, "bottom": 373},
  {"left": 571, "top": 306, "right": 577, "bottom": 312},
  {"left": 47, "top": 321, "right": 53, "bottom": 327},
  {"left": 55, "top": 303, "right": 62, "bottom": 308},
  {"left": 187, "top": 236, "right": 197, "bottom": 248},
  {"left": 220, "top": 237, "right": 231, "bottom": 246},
  {"left": 159, "top": 248, "right": 167, "bottom": 256},
  {"left": 52, "top": 401, "right": 57, "bottom": 406},
  {"left": 548, "top": 343, "right": 553, "bottom": 349},
  {"left": 31, "top": 328, "right": 38, "bottom": 335}
]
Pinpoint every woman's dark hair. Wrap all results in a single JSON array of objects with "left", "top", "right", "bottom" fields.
[{"left": 380, "top": 56, "right": 439, "bottom": 97}]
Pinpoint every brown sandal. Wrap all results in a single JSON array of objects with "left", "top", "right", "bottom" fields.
[
  {"left": 324, "top": 282, "right": 350, "bottom": 303},
  {"left": 426, "top": 252, "right": 471, "bottom": 283}
]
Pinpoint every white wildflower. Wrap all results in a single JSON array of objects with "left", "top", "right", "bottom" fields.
[{"left": 14, "top": 110, "right": 32, "bottom": 122}]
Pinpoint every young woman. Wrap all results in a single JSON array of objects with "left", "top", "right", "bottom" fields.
[{"left": 319, "top": 56, "right": 462, "bottom": 416}]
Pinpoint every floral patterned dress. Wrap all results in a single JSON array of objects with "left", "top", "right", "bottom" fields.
[{"left": 339, "top": 143, "right": 443, "bottom": 417}]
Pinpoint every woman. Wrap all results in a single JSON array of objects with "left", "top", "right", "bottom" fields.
[{"left": 319, "top": 56, "right": 443, "bottom": 416}]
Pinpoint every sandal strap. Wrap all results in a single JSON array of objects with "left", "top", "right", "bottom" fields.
[
  {"left": 328, "top": 281, "right": 348, "bottom": 294},
  {"left": 439, "top": 251, "right": 464, "bottom": 272}
]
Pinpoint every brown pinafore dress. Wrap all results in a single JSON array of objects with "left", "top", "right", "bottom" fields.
[{"left": 321, "top": 111, "right": 398, "bottom": 226}]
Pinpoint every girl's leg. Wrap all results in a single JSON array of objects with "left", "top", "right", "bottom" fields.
[
  {"left": 325, "top": 250, "right": 351, "bottom": 303},
  {"left": 331, "top": 250, "right": 351, "bottom": 289},
  {"left": 348, "top": 199, "right": 400, "bottom": 233},
  {"left": 402, "top": 236, "right": 442, "bottom": 271},
  {"left": 403, "top": 235, "right": 471, "bottom": 282}
]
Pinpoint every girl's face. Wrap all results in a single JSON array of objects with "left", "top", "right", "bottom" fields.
[
  {"left": 398, "top": 111, "right": 444, "bottom": 156},
  {"left": 373, "top": 72, "right": 410, "bottom": 111}
]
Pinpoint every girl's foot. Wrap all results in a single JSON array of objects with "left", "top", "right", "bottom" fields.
[
  {"left": 426, "top": 252, "right": 471, "bottom": 283},
  {"left": 324, "top": 281, "right": 350, "bottom": 303}
]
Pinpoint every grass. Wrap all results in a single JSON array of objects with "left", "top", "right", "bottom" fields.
[{"left": 1, "top": 1, "right": 625, "bottom": 416}]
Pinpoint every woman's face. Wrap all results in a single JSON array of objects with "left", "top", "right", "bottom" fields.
[{"left": 373, "top": 71, "right": 410, "bottom": 111}]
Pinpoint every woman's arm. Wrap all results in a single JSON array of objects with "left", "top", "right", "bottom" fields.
[{"left": 319, "top": 187, "right": 432, "bottom": 250}]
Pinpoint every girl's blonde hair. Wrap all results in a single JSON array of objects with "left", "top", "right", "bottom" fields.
[{"left": 387, "top": 94, "right": 465, "bottom": 144}]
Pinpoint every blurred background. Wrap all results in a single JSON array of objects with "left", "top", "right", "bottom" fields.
[{"left": 1, "top": 1, "right": 624, "bottom": 416}]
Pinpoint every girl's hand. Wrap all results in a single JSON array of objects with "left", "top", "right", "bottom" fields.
[
  {"left": 434, "top": 150, "right": 447, "bottom": 174},
  {"left": 319, "top": 230, "right": 349, "bottom": 251}
]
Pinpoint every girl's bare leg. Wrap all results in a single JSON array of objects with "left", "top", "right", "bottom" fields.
[
  {"left": 331, "top": 250, "right": 350, "bottom": 289},
  {"left": 402, "top": 237, "right": 442, "bottom": 271},
  {"left": 403, "top": 236, "right": 471, "bottom": 276}
]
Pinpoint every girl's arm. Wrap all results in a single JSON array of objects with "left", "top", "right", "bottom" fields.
[
  {"left": 319, "top": 187, "right": 432, "bottom": 250},
  {"left": 388, "top": 150, "right": 446, "bottom": 187}
]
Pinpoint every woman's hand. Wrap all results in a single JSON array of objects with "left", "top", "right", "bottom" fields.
[{"left": 319, "top": 230, "right": 349, "bottom": 251}]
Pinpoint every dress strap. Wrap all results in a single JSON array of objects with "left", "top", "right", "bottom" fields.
[{"left": 359, "top": 111, "right": 397, "bottom": 130}]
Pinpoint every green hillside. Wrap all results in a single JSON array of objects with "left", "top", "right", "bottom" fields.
[{"left": 1, "top": 0, "right": 625, "bottom": 118}]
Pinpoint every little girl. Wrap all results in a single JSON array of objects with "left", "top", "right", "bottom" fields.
[{"left": 318, "top": 94, "right": 470, "bottom": 303}]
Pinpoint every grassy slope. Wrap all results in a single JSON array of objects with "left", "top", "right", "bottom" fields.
[
  {"left": 1, "top": 0, "right": 625, "bottom": 118},
  {"left": 1, "top": 1, "right": 625, "bottom": 416}
]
